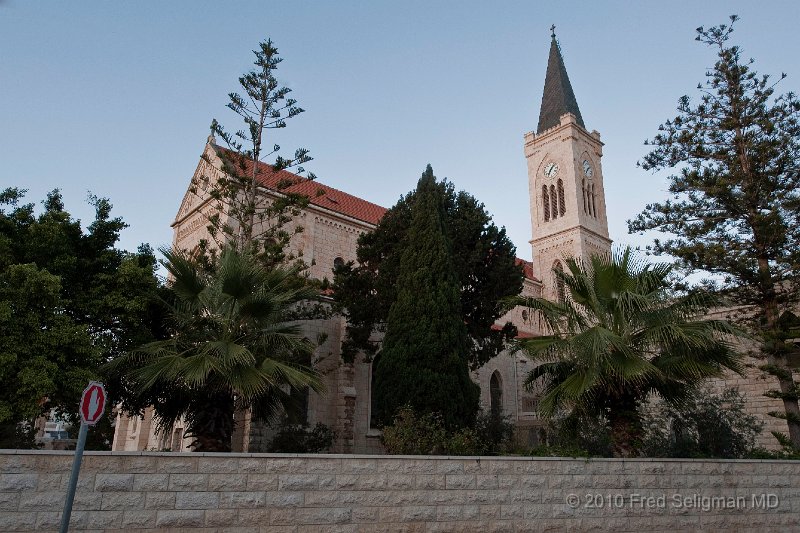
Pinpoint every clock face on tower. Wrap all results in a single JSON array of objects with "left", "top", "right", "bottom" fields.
[
  {"left": 582, "top": 159, "right": 594, "bottom": 178},
  {"left": 543, "top": 162, "right": 559, "bottom": 178}
]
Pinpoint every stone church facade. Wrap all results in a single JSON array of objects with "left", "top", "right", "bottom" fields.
[{"left": 112, "top": 35, "right": 789, "bottom": 453}]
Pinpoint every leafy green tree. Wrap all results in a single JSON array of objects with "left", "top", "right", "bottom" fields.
[
  {"left": 107, "top": 247, "right": 322, "bottom": 452},
  {"left": 334, "top": 172, "right": 522, "bottom": 369},
  {"left": 371, "top": 166, "right": 480, "bottom": 430},
  {"left": 515, "top": 248, "right": 742, "bottom": 457},
  {"left": 190, "top": 38, "right": 316, "bottom": 267},
  {"left": 629, "top": 16, "right": 800, "bottom": 447},
  {"left": 0, "top": 264, "right": 95, "bottom": 447},
  {"left": 0, "top": 187, "right": 162, "bottom": 449}
]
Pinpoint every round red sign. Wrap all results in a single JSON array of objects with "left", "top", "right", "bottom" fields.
[{"left": 80, "top": 381, "right": 106, "bottom": 426}]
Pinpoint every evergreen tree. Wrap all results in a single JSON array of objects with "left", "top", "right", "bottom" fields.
[
  {"left": 190, "top": 38, "right": 316, "bottom": 267},
  {"left": 334, "top": 173, "right": 522, "bottom": 369},
  {"left": 372, "top": 166, "right": 480, "bottom": 429},
  {"left": 629, "top": 16, "right": 800, "bottom": 447}
]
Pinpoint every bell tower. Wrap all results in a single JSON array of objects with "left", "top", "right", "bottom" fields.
[{"left": 524, "top": 29, "right": 612, "bottom": 299}]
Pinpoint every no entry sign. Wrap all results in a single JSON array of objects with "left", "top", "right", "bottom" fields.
[
  {"left": 79, "top": 381, "right": 106, "bottom": 426},
  {"left": 62, "top": 381, "right": 107, "bottom": 532}
]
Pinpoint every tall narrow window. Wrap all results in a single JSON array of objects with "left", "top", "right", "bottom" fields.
[
  {"left": 582, "top": 179, "right": 587, "bottom": 214},
  {"left": 557, "top": 179, "right": 566, "bottom": 216},
  {"left": 542, "top": 186, "right": 550, "bottom": 221},
  {"left": 490, "top": 371, "right": 503, "bottom": 416},
  {"left": 370, "top": 353, "right": 382, "bottom": 429},
  {"left": 550, "top": 184, "right": 558, "bottom": 219},
  {"left": 587, "top": 184, "right": 593, "bottom": 216},
  {"left": 591, "top": 185, "right": 597, "bottom": 218}
]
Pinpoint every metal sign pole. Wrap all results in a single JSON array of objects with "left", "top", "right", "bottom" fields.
[{"left": 59, "top": 422, "right": 88, "bottom": 533}]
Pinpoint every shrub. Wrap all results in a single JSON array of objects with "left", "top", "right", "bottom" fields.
[
  {"left": 639, "top": 388, "right": 762, "bottom": 458},
  {"left": 267, "top": 422, "right": 335, "bottom": 453},
  {"left": 381, "top": 408, "right": 449, "bottom": 455},
  {"left": 381, "top": 406, "right": 514, "bottom": 455},
  {"left": 528, "top": 412, "right": 612, "bottom": 457},
  {"left": 473, "top": 410, "right": 515, "bottom": 455}
]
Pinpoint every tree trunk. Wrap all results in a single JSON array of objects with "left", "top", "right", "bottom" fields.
[
  {"left": 187, "top": 393, "right": 235, "bottom": 453},
  {"left": 775, "top": 373, "right": 800, "bottom": 446},
  {"left": 757, "top": 256, "right": 800, "bottom": 448},
  {"left": 608, "top": 398, "right": 641, "bottom": 458}
]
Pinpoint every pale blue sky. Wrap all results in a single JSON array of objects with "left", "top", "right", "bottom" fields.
[{"left": 2, "top": 1, "right": 798, "bottom": 263}]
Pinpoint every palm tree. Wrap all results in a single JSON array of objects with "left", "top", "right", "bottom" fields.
[
  {"left": 515, "top": 248, "right": 743, "bottom": 457},
  {"left": 107, "top": 247, "right": 322, "bottom": 452}
]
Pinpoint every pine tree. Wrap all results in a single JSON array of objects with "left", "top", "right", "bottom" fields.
[
  {"left": 190, "top": 38, "right": 315, "bottom": 267},
  {"left": 629, "top": 16, "right": 800, "bottom": 447},
  {"left": 372, "top": 166, "right": 480, "bottom": 429}
]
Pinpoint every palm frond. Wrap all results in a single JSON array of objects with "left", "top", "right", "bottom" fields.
[
  {"left": 520, "top": 245, "right": 745, "bottom": 434},
  {"left": 110, "top": 246, "right": 323, "bottom": 450}
]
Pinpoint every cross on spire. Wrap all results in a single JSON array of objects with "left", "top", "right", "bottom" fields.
[{"left": 550, "top": 24, "right": 556, "bottom": 38}]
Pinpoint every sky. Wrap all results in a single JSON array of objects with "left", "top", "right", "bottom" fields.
[{"left": 1, "top": 1, "right": 799, "bottom": 265}]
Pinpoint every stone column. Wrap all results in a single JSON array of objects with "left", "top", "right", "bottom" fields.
[
  {"left": 336, "top": 363, "right": 356, "bottom": 453},
  {"left": 136, "top": 408, "right": 154, "bottom": 450},
  {"left": 111, "top": 411, "right": 129, "bottom": 451}
]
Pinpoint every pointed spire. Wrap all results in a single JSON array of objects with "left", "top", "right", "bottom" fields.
[{"left": 536, "top": 28, "right": 585, "bottom": 134}]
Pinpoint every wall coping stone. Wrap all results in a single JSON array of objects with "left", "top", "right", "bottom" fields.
[{"left": 1, "top": 449, "right": 797, "bottom": 464}]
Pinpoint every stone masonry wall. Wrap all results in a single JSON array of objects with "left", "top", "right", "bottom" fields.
[{"left": 2, "top": 451, "right": 799, "bottom": 532}]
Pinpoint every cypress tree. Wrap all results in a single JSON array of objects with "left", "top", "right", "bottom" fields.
[
  {"left": 333, "top": 177, "right": 522, "bottom": 369},
  {"left": 372, "top": 166, "right": 480, "bottom": 429}
]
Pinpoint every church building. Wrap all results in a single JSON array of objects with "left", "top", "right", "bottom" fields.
[{"left": 112, "top": 33, "right": 785, "bottom": 453}]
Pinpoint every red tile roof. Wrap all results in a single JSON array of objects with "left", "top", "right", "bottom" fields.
[
  {"left": 215, "top": 146, "right": 537, "bottom": 280},
  {"left": 515, "top": 258, "right": 534, "bottom": 280},
  {"left": 216, "top": 147, "right": 387, "bottom": 226}
]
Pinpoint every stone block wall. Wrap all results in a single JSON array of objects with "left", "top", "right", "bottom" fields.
[{"left": 2, "top": 450, "right": 800, "bottom": 532}]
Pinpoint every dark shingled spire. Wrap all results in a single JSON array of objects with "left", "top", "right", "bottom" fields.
[{"left": 537, "top": 33, "right": 585, "bottom": 134}]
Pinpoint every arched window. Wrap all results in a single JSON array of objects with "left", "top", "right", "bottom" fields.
[
  {"left": 591, "top": 185, "right": 597, "bottom": 218},
  {"left": 542, "top": 185, "right": 550, "bottom": 221},
  {"left": 333, "top": 257, "right": 344, "bottom": 270},
  {"left": 553, "top": 261, "right": 566, "bottom": 302},
  {"left": 582, "top": 179, "right": 587, "bottom": 214},
  {"left": 550, "top": 184, "right": 558, "bottom": 219},
  {"left": 557, "top": 179, "right": 566, "bottom": 216},
  {"left": 490, "top": 371, "right": 503, "bottom": 416}
]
